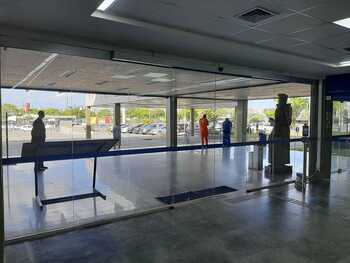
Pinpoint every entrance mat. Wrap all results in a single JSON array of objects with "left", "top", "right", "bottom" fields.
[{"left": 156, "top": 186, "right": 237, "bottom": 204}]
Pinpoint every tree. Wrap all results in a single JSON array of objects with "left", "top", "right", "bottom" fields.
[
  {"left": 289, "top": 98, "right": 309, "bottom": 125},
  {"left": 263, "top": 108, "right": 275, "bottom": 119},
  {"left": 248, "top": 113, "right": 265, "bottom": 124},
  {"left": 2, "top": 103, "right": 20, "bottom": 116},
  {"left": 45, "top": 108, "right": 61, "bottom": 116},
  {"left": 97, "top": 109, "right": 112, "bottom": 118}
]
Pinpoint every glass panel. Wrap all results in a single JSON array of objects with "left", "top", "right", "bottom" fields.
[
  {"left": 1, "top": 46, "right": 313, "bottom": 240},
  {"left": 333, "top": 101, "right": 350, "bottom": 136},
  {"left": 1, "top": 47, "right": 176, "bottom": 239}
]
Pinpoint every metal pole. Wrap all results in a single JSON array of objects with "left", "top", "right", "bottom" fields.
[
  {"left": 5, "top": 113, "right": 8, "bottom": 159},
  {"left": 93, "top": 157, "right": 97, "bottom": 189},
  {"left": 34, "top": 169, "right": 38, "bottom": 197},
  {"left": 302, "top": 139, "right": 308, "bottom": 192},
  {"left": 0, "top": 47, "right": 5, "bottom": 263}
]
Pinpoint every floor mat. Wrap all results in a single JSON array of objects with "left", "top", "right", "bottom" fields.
[{"left": 156, "top": 186, "right": 237, "bottom": 204}]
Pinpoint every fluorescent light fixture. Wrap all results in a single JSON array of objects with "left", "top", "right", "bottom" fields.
[
  {"left": 97, "top": 0, "right": 116, "bottom": 11},
  {"left": 152, "top": 78, "right": 173, "bottom": 82},
  {"left": 144, "top": 73, "right": 168, "bottom": 78},
  {"left": 339, "top": 60, "right": 350, "bottom": 67},
  {"left": 112, "top": 74, "right": 135, "bottom": 79},
  {"left": 334, "top": 17, "right": 350, "bottom": 29},
  {"left": 60, "top": 70, "right": 77, "bottom": 78}
]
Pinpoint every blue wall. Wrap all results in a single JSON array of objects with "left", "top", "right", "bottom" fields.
[{"left": 326, "top": 73, "right": 350, "bottom": 101}]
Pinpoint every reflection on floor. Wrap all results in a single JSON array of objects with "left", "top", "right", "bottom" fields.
[
  {"left": 4, "top": 146, "right": 304, "bottom": 238},
  {"left": 6, "top": 173, "right": 350, "bottom": 263}
]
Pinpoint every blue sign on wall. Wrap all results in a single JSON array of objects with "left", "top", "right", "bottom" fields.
[{"left": 325, "top": 74, "right": 350, "bottom": 101}]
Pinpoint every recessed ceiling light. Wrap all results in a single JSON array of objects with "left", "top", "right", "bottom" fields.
[
  {"left": 112, "top": 74, "right": 135, "bottom": 79},
  {"left": 152, "top": 78, "right": 173, "bottom": 82},
  {"left": 144, "top": 73, "right": 168, "bottom": 78},
  {"left": 97, "top": 0, "right": 116, "bottom": 11},
  {"left": 334, "top": 18, "right": 350, "bottom": 29}
]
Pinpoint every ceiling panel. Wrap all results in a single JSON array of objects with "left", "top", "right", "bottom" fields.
[
  {"left": 233, "top": 29, "right": 274, "bottom": 43},
  {"left": 291, "top": 43, "right": 347, "bottom": 62},
  {"left": 2, "top": 48, "right": 283, "bottom": 97},
  {"left": 303, "top": 0, "right": 350, "bottom": 22},
  {"left": 256, "top": 13, "right": 322, "bottom": 34},
  {"left": 264, "top": 0, "right": 328, "bottom": 12},
  {"left": 317, "top": 32, "right": 350, "bottom": 50},
  {"left": 258, "top": 37, "right": 306, "bottom": 48},
  {"left": 184, "top": 83, "right": 310, "bottom": 100},
  {"left": 289, "top": 23, "right": 350, "bottom": 42}
]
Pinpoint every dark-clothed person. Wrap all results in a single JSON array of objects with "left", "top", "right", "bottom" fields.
[
  {"left": 222, "top": 118, "right": 232, "bottom": 146},
  {"left": 31, "top": 111, "right": 47, "bottom": 171}
]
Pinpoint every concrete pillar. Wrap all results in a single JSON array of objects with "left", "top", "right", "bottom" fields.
[
  {"left": 309, "top": 80, "right": 319, "bottom": 177},
  {"left": 113, "top": 103, "right": 121, "bottom": 126},
  {"left": 85, "top": 106, "right": 92, "bottom": 139},
  {"left": 190, "top": 108, "right": 195, "bottom": 136},
  {"left": 234, "top": 100, "right": 248, "bottom": 142},
  {"left": 166, "top": 97, "right": 177, "bottom": 147},
  {"left": 312, "top": 80, "right": 332, "bottom": 181}
]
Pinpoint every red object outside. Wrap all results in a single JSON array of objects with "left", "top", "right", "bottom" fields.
[
  {"left": 23, "top": 103, "right": 30, "bottom": 113},
  {"left": 104, "top": 116, "right": 112, "bottom": 124}
]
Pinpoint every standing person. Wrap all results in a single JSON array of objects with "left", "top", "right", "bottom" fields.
[
  {"left": 112, "top": 124, "right": 121, "bottom": 149},
  {"left": 31, "top": 110, "right": 47, "bottom": 172},
  {"left": 199, "top": 114, "right": 209, "bottom": 147},
  {"left": 222, "top": 118, "right": 232, "bottom": 146}
]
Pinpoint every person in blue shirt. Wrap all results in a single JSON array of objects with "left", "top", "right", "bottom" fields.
[{"left": 222, "top": 118, "right": 232, "bottom": 146}]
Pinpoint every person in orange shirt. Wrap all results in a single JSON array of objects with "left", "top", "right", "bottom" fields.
[{"left": 199, "top": 114, "right": 209, "bottom": 146}]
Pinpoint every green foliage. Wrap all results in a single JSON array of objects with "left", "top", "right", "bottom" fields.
[
  {"left": 1, "top": 103, "right": 86, "bottom": 118},
  {"left": 97, "top": 109, "right": 112, "bottom": 118},
  {"left": 248, "top": 113, "right": 266, "bottom": 124},
  {"left": 126, "top": 108, "right": 165, "bottom": 123},
  {"left": 62, "top": 107, "right": 85, "bottom": 118},
  {"left": 263, "top": 108, "right": 275, "bottom": 119},
  {"left": 44, "top": 108, "right": 61, "bottom": 116},
  {"left": 2, "top": 103, "right": 21, "bottom": 116},
  {"left": 289, "top": 97, "right": 309, "bottom": 125},
  {"left": 194, "top": 109, "right": 234, "bottom": 123}
]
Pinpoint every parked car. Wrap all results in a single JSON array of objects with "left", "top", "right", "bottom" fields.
[
  {"left": 121, "top": 124, "right": 128, "bottom": 133},
  {"left": 141, "top": 124, "right": 153, "bottom": 134},
  {"left": 143, "top": 123, "right": 164, "bottom": 135},
  {"left": 20, "top": 125, "right": 32, "bottom": 131},
  {"left": 133, "top": 124, "right": 146, "bottom": 134},
  {"left": 150, "top": 126, "right": 166, "bottom": 135},
  {"left": 128, "top": 124, "right": 142, "bottom": 133}
]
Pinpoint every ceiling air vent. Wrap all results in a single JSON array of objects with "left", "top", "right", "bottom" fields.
[{"left": 237, "top": 7, "right": 276, "bottom": 24}]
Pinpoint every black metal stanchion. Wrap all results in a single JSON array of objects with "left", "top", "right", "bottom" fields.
[
  {"left": 5, "top": 112, "right": 8, "bottom": 159},
  {"left": 295, "top": 124, "right": 309, "bottom": 192}
]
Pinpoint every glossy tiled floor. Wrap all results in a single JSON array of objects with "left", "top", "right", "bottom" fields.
[
  {"left": 6, "top": 174, "right": 350, "bottom": 263},
  {"left": 4, "top": 146, "right": 304, "bottom": 238}
]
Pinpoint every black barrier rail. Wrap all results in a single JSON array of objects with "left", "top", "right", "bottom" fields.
[
  {"left": 331, "top": 135, "right": 350, "bottom": 141},
  {"left": 2, "top": 137, "right": 306, "bottom": 166}
]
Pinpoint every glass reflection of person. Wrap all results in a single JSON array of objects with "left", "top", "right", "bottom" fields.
[{"left": 31, "top": 110, "right": 47, "bottom": 172}]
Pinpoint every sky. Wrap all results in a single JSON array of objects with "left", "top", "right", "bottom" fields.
[
  {"left": 2, "top": 89, "right": 85, "bottom": 109},
  {"left": 1, "top": 89, "right": 275, "bottom": 110}
]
